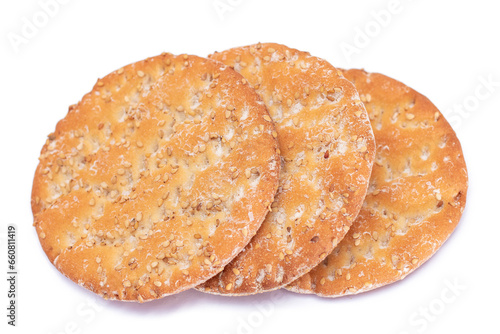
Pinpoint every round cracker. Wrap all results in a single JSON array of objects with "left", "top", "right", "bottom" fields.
[
  {"left": 287, "top": 69, "right": 468, "bottom": 297},
  {"left": 31, "top": 53, "right": 280, "bottom": 301},
  {"left": 197, "top": 43, "right": 375, "bottom": 295}
]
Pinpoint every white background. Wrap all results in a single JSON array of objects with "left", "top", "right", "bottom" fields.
[{"left": 1, "top": 0, "right": 499, "bottom": 333}]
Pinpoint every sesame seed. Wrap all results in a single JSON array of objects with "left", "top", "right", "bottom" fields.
[
  {"left": 154, "top": 280, "right": 162, "bottom": 287},
  {"left": 225, "top": 283, "right": 233, "bottom": 290},
  {"left": 137, "top": 71, "right": 145, "bottom": 78},
  {"left": 278, "top": 252, "right": 285, "bottom": 260},
  {"left": 95, "top": 257, "right": 101, "bottom": 264},
  {"left": 406, "top": 113, "right": 415, "bottom": 120},
  {"left": 232, "top": 268, "right": 240, "bottom": 275},
  {"left": 346, "top": 273, "right": 351, "bottom": 281},
  {"left": 39, "top": 232, "right": 46, "bottom": 239},
  {"left": 320, "top": 277, "right": 326, "bottom": 285},
  {"left": 263, "top": 115, "right": 272, "bottom": 122},
  {"left": 123, "top": 280, "right": 131, "bottom": 288}
]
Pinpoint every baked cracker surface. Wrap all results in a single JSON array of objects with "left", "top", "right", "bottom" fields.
[
  {"left": 198, "top": 43, "right": 375, "bottom": 295},
  {"left": 31, "top": 53, "right": 280, "bottom": 301},
  {"left": 287, "top": 69, "right": 468, "bottom": 297}
]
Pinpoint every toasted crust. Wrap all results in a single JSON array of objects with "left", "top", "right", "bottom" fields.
[
  {"left": 287, "top": 69, "right": 468, "bottom": 297},
  {"left": 31, "top": 53, "right": 280, "bottom": 302},
  {"left": 197, "top": 43, "right": 375, "bottom": 295}
]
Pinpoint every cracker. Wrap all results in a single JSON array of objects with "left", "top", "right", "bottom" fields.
[
  {"left": 197, "top": 43, "right": 375, "bottom": 295},
  {"left": 31, "top": 53, "right": 280, "bottom": 301},
  {"left": 287, "top": 69, "right": 468, "bottom": 297}
]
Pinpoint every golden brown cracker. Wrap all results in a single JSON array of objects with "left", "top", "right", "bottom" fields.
[
  {"left": 198, "top": 43, "right": 375, "bottom": 295},
  {"left": 287, "top": 69, "right": 468, "bottom": 297},
  {"left": 31, "top": 53, "right": 280, "bottom": 301}
]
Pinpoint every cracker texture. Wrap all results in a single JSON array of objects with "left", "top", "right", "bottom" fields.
[
  {"left": 31, "top": 53, "right": 280, "bottom": 301},
  {"left": 198, "top": 43, "right": 375, "bottom": 295},
  {"left": 287, "top": 69, "right": 468, "bottom": 297}
]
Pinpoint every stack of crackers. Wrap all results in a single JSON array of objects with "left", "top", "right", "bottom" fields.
[{"left": 31, "top": 43, "right": 468, "bottom": 302}]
